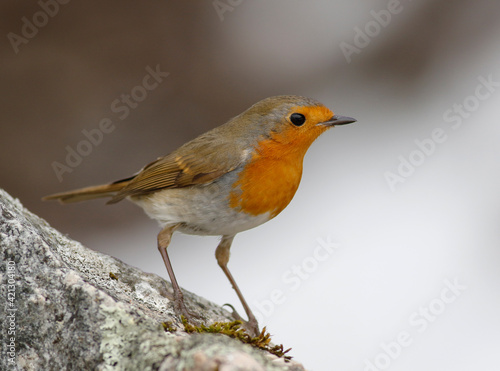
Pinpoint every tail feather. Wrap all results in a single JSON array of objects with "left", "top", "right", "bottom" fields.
[{"left": 42, "top": 181, "right": 129, "bottom": 204}]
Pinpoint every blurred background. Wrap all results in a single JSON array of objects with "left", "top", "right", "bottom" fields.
[{"left": 2, "top": 0, "right": 499, "bottom": 369}]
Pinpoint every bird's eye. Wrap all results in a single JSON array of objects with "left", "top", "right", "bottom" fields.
[{"left": 290, "top": 113, "right": 306, "bottom": 126}]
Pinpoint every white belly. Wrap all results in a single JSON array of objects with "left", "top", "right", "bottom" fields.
[{"left": 129, "top": 177, "right": 271, "bottom": 236}]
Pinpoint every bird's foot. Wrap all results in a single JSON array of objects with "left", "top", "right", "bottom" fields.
[
  {"left": 223, "top": 303, "right": 260, "bottom": 338},
  {"left": 172, "top": 290, "right": 202, "bottom": 325}
]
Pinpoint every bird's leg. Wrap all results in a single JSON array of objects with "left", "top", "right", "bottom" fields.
[
  {"left": 216, "top": 235, "right": 260, "bottom": 336},
  {"left": 157, "top": 224, "right": 197, "bottom": 321}
]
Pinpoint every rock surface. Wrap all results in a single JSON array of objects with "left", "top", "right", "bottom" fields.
[{"left": 0, "top": 189, "right": 305, "bottom": 371}]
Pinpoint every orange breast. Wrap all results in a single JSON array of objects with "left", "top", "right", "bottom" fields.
[{"left": 229, "top": 139, "right": 306, "bottom": 218}]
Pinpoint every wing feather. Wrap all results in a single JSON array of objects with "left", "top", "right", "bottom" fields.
[{"left": 108, "top": 136, "right": 246, "bottom": 204}]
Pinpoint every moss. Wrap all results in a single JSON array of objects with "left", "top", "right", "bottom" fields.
[
  {"left": 181, "top": 316, "right": 292, "bottom": 361},
  {"left": 161, "top": 321, "right": 177, "bottom": 333},
  {"left": 109, "top": 272, "right": 119, "bottom": 280}
]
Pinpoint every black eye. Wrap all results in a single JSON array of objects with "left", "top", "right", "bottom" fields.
[{"left": 290, "top": 113, "right": 306, "bottom": 126}]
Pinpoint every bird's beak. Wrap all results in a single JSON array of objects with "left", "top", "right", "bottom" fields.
[{"left": 319, "top": 115, "right": 357, "bottom": 127}]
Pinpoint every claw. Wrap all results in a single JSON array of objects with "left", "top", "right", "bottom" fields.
[{"left": 223, "top": 303, "right": 244, "bottom": 321}]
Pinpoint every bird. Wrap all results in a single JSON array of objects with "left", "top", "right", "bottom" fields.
[{"left": 43, "top": 95, "right": 356, "bottom": 335}]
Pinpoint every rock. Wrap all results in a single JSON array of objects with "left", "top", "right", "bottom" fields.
[{"left": 0, "top": 189, "right": 305, "bottom": 371}]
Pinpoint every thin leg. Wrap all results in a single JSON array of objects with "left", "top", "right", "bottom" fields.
[
  {"left": 157, "top": 224, "right": 193, "bottom": 319},
  {"left": 216, "top": 235, "right": 259, "bottom": 336}
]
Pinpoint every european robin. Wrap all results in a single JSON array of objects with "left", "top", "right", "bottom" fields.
[{"left": 43, "top": 95, "right": 356, "bottom": 335}]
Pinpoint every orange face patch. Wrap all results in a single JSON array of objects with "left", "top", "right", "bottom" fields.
[
  {"left": 228, "top": 104, "right": 335, "bottom": 217},
  {"left": 265, "top": 105, "right": 335, "bottom": 152}
]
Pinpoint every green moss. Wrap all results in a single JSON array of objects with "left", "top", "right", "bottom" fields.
[
  {"left": 161, "top": 321, "right": 177, "bottom": 333},
  {"left": 181, "top": 316, "right": 292, "bottom": 361},
  {"left": 109, "top": 272, "right": 119, "bottom": 280}
]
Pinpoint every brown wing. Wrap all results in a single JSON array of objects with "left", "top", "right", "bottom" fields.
[{"left": 107, "top": 134, "right": 246, "bottom": 204}]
